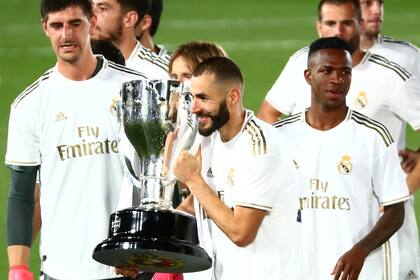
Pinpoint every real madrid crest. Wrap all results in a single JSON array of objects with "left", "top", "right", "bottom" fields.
[
  {"left": 354, "top": 92, "right": 368, "bottom": 109},
  {"left": 109, "top": 97, "right": 119, "bottom": 117},
  {"left": 338, "top": 155, "right": 352, "bottom": 175},
  {"left": 227, "top": 168, "right": 235, "bottom": 188}
]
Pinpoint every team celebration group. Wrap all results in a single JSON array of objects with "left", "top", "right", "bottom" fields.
[{"left": 5, "top": 0, "right": 420, "bottom": 279}]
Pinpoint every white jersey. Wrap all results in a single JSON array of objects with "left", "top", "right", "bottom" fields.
[
  {"left": 274, "top": 109, "right": 410, "bottom": 280},
  {"left": 126, "top": 41, "right": 170, "bottom": 79},
  {"left": 370, "top": 35, "right": 420, "bottom": 77},
  {"left": 195, "top": 110, "right": 302, "bottom": 280},
  {"left": 265, "top": 48, "right": 420, "bottom": 150},
  {"left": 5, "top": 57, "right": 146, "bottom": 279}
]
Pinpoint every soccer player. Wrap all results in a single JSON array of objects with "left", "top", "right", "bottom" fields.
[
  {"left": 258, "top": 0, "right": 420, "bottom": 277},
  {"left": 136, "top": 0, "right": 172, "bottom": 61},
  {"left": 274, "top": 36, "right": 408, "bottom": 280},
  {"left": 5, "top": 0, "right": 146, "bottom": 279},
  {"left": 173, "top": 57, "right": 302, "bottom": 280},
  {"left": 92, "top": 0, "right": 169, "bottom": 79}
]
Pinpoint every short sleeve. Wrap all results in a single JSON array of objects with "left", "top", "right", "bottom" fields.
[
  {"left": 5, "top": 100, "right": 41, "bottom": 166},
  {"left": 389, "top": 76, "right": 420, "bottom": 131},
  {"left": 372, "top": 142, "right": 410, "bottom": 206},
  {"left": 265, "top": 50, "right": 310, "bottom": 115},
  {"left": 233, "top": 153, "right": 296, "bottom": 212}
]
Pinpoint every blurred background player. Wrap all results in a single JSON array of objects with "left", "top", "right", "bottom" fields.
[
  {"left": 136, "top": 0, "right": 171, "bottom": 61},
  {"left": 5, "top": 0, "right": 146, "bottom": 279},
  {"left": 274, "top": 36, "right": 408, "bottom": 280},
  {"left": 92, "top": 0, "right": 169, "bottom": 78},
  {"left": 257, "top": 0, "right": 420, "bottom": 278}
]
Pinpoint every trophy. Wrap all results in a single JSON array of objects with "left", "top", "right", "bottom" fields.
[{"left": 93, "top": 80, "right": 212, "bottom": 273}]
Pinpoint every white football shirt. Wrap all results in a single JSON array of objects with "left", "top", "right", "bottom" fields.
[
  {"left": 5, "top": 57, "right": 146, "bottom": 279},
  {"left": 274, "top": 109, "right": 410, "bottom": 280},
  {"left": 126, "top": 41, "right": 170, "bottom": 79},
  {"left": 195, "top": 110, "right": 302, "bottom": 280}
]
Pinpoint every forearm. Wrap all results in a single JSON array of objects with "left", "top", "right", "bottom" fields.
[
  {"left": 176, "top": 194, "right": 195, "bottom": 216},
  {"left": 32, "top": 183, "right": 42, "bottom": 243},
  {"left": 7, "top": 245, "right": 31, "bottom": 268},
  {"left": 353, "top": 202, "right": 405, "bottom": 254},
  {"left": 407, "top": 152, "right": 420, "bottom": 194}
]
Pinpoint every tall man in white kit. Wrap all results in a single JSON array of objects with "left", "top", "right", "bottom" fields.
[
  {"left": 257, "top": 0, "right": 420, "bottom": 277},
  {"left": 274, "top": 37, "right": 409, "bottom": 280},
  {"left": 5, "top": 0, "right": 146, "bottom": 279},
  {"left": 173, "top": 57, "right": 302, "bottom": 280}
]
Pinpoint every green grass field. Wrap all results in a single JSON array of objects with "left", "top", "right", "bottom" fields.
[{"left": 0, "top": 0, "right": 419, "bottom": 277}]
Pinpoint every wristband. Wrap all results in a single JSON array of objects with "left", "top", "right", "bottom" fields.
[
  {"left": 8, "top": 265, "right": 34, "bottom": 280},
  {"left": 153, "top": 273, "right": 183, "bottom": 280}
]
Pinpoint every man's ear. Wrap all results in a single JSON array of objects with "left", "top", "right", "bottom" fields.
[
  {"left": 138, "top": 14, "right": 152, "bottom": 34},
  {"left": 123, "top": 10, "right": 139, "bottom": 28},
  {"left": 227, "top": 87, "right": 241, "bottom": 105},
  {"left": 41, "top": 18, "right": 49, "bottom": 36},
  {"left": 315, "top": 20, "right": 322, "bottom": 37},
  {"left": 304, "top": 69, "right": 312, "bottom": 86},
  {"left": 89, "top": 15, "right": 97, "bottom": 35}
]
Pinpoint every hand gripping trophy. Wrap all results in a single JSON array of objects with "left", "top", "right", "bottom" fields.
[{"left": 93, "top": 80, "right": 212, "bottom": 273}]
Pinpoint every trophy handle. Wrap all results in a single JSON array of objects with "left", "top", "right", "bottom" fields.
[{"left": 117, "top": 98, "right": 141, "bottom": 189}]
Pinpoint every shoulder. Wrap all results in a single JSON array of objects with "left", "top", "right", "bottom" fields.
[
  {"left": 104, "top": 59, "right": 147, "bottom": 79},
  {"left": 272, "top": 112, "right": 302, "bottom": 130},
  {"left": 348, "top": 110, "right": 394, "bottom": 147},
  {"left": 135, "top": 44, "right": 170, "bottom": 72},
  {"left": 378, "top": 35, "right": 419, "bottom": 53},
  {"left": 365, "top": 52, "right": 412, "bottom": 82},
  {"left": 290, "top": 46, "right": 309, "bottom": 61},
  {"left": 12, "top": 68, "right": 54, "bottom": 109}
]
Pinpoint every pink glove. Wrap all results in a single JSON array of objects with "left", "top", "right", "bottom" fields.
[
  {"left": 152, "top": 273, "right": 183, "bottom": 280},
  {"left": 8, "top": 265, "right": 34, "bottom": 280}
]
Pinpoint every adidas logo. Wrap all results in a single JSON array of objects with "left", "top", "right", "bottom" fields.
[
  {"left": 54, "top": 112, "right": 67, "bottom": 122},
  {"left": 206, "top": 167, "right": 214, "bottom": 178}
]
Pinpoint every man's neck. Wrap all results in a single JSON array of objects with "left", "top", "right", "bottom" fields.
[
  {"left": 360, "top": 33, "right": 378, "bottom": 51},
  {"left": 306, "top": 105, "right": 348, "bottom": 131},
  {"left": 352, "top": 48, "right": 367, "bottom": 67},
  {"left": 139, "top": 34, "right": 158, "bottom": 54},
  {"left": 56, "top": 52, "right": 97, "bottom": 81},
  {"left": 116, "top": 33, "right": 138, "bottom": 60},
  {"left": 219, "top": 108, "right": 246, "bottom": 142}
]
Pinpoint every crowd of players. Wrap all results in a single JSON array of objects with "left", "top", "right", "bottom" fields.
[{"left": 5, "top": 0, "right": 420, "bottom": 279}]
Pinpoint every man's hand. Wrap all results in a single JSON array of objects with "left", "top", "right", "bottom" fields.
[
  {"left": 331, "top": 245, "right": 369, "bottom": 280},
  {"left": 399, "top": 149, "right": 419, "bottom": 173},
  {"left": 115, "top": 266, "right": 140, "bottom": 279},
  {"left": 173, "top": 149, "right": 202, "bottom": 187}
]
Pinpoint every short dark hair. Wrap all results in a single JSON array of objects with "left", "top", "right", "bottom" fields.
[
  {"left": 317, "top": 0, "right": 361, "bottom": 21},
  {"left": 169, "top": 41, "right": 227, "bottom": 74},
  {"left": 149, "top": 0, "right": 163, "bottom": 36},
  {"left": 41, "top": 0, "right": 93, "bottom": 21},
  {"left": 91, "top": 39, "right": 125, "bottom": 65},
  {"left": 193, "top": 56, "right": 243, "bottom": 87},
  {"left": 118, "top": 0, "right": 151, "bottom": 21},
  {"left": 308, "top": 37, "right": 353, "bottom": 65}
]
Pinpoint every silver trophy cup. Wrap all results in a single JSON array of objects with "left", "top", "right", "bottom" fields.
[{"left": 93, "top": 80, "right": 211, "bottom": 273}]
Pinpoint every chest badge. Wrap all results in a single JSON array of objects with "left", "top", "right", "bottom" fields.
[
  {"left": 355, "top": 92, "right": 368, "bottom": 109},
  {"left": 338, "top": 155, "right": 352, "bottom": 175}
]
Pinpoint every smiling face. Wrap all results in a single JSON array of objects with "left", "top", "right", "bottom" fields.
[
  {"left": 189, "top": 73, "right": 230, "bottom": 137},
  {"left": 42, "top": 5, "right": 95, "bottom": 64},
  {"left": 305, "top": 48, "right": 352, "bottom": 110},
  {"left": 316, "top": 2, "right": 362, "bottom": 53}
]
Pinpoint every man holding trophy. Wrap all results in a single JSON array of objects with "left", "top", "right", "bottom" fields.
[{"left": 173, "top": 57, "right": 302, "bottom": 279}]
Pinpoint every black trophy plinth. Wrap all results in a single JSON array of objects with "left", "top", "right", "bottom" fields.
[{"left": 93, "top": 208, "right": 212, "bottom": 273}]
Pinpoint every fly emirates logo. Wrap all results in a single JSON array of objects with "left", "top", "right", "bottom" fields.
[
  {"left": 56, "top": 126, "right": 118, "bottom": 161},
  {"left": 299, "top": 179, "right": 350, "bottom": 211}
]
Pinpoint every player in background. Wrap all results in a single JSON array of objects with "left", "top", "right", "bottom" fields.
[
  {"left": 174, "top": 57, "right": 302, "bottom": 280},
  {"left": 257, "top": 0, "right": 420, "bottom": 278},
  {"left": 274, "top": 36, "right": 408, "bottom": 280},
  {"left": 92, "top": 0, "right": 169, "bottom": 79},
  {"left": 136, "top": 0, "right": 171, "bottom": 61},
  {"left": 5, "top": 0, "right": 146, "bottom": 279}
]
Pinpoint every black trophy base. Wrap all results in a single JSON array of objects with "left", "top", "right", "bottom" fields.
[{"left": 93, "top": 208, "right": 212, "bottom": 273}]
